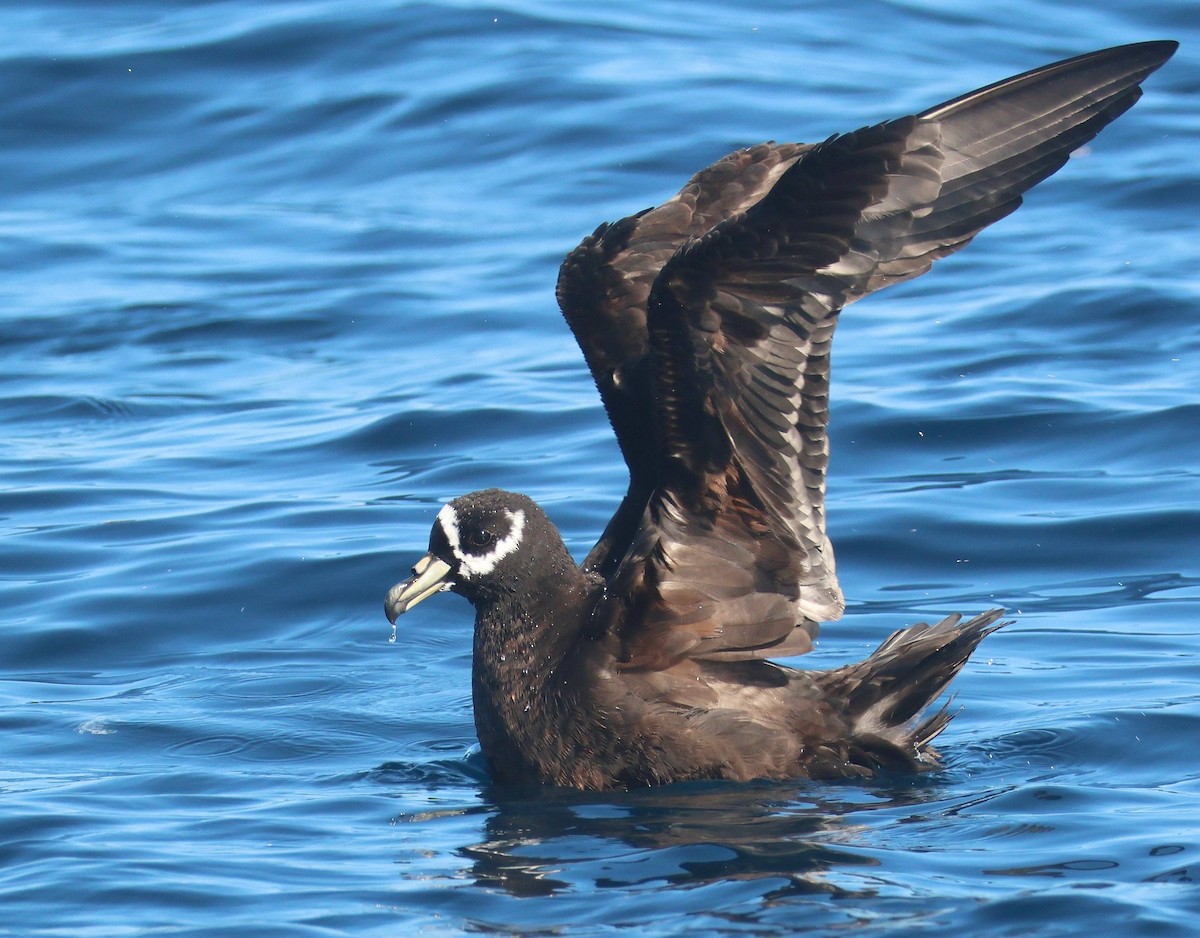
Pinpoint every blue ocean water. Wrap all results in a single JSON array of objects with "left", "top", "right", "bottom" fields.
[{"left": 1, "top": 1, "right": 1197, "bottom": 934}]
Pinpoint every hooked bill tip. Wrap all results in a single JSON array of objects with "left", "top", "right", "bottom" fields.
[{"left": 384, "top": 554, "right": 454, "bottom": 623}]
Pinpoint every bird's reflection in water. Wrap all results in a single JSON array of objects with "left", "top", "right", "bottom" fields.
[{"left": 453, "top": 774, "right": 949, "bottom": 899}]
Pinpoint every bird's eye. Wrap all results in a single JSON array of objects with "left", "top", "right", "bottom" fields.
[{"left": 469, "top": 529, "right": 496, "bottom": 548}]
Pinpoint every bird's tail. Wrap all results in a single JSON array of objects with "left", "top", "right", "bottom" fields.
[{"left": 814, "top": 609, "right": 1008, "bottom": 774}]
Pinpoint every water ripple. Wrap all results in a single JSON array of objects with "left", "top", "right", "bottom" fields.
[{"left": 1, "top": 2, "right": 1197, "bottom": 935}]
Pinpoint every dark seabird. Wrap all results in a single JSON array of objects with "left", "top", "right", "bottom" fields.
[{"left": 385, "top": 42, "right": 1176, "bottom": 789}]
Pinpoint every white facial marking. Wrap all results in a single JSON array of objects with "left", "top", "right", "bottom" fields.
[
  {"left": 436, "top": 503, "right": 525, "bottom": 580},
  {"left": 436, "top": 503, "right": 461, "bottom": 551}
]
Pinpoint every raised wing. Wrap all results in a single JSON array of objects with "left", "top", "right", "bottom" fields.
[
  {"left": 599, "top": 41, "right": 1176, "bottom": 670},
  {"left": 557, "top": 143, "right": 811, "bottom": 574}
]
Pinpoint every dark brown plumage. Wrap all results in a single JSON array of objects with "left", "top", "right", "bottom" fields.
[{"left": 384, "top": 42, "right": 1176, "bottom": 790}]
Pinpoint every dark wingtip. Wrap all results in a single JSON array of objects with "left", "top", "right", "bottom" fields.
[
  {"left": 1084, "top": 39, "right": 1178, "bottom": 69},
  {"left": 1128, "top": 39, "right": 1180, "bottom": 65},
  {"left": 920, "top": 40, "right": 1177, "bottom": 124}
]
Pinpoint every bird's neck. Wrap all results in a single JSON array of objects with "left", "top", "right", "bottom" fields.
[{"left": 470, "top": 572, "right": 604, "bottom": 785}]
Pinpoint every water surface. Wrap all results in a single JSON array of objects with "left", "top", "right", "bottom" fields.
[{"left": 1, "top": 2, "right": 1198, "bottom": 935}]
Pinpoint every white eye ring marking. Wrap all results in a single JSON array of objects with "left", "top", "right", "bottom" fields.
[{"left": 436, "top": 504, "right": 526, "bottom": 580}]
